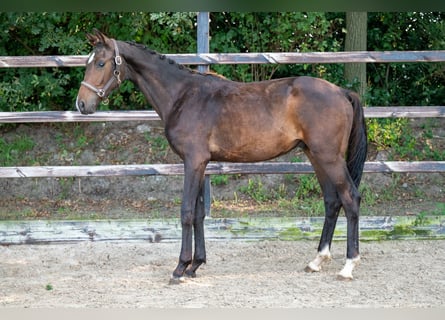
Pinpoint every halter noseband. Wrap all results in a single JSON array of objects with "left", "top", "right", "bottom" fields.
[{"left": 81, "top": 39, "right": 123, "bottom": 104}]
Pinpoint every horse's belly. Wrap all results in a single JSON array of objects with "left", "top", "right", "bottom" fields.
[{"left": 209, "top": 136, "right": 300, "bottom": 162}]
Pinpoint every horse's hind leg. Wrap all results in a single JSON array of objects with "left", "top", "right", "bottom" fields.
[
  {"left": 305, "top": 156, "right": 361, "bottom": 279},
  {"left": 305, "top": 179, "right": 342, "bottom": 273},
  {"left": 337, "top": 181, "right": 361, "bottom": 280}
]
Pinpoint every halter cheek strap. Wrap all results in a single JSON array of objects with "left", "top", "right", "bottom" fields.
[{"left": 81, "top": 39, "right": 123, "bottom": 104}]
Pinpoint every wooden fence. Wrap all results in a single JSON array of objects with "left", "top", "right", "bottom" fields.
[{"left": 1, "top": 51, "right": 444, "bottom": 215}]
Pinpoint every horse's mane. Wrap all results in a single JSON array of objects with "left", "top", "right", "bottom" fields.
[{"left": 125, "top": 41, "right": 226, "bottom": 80}]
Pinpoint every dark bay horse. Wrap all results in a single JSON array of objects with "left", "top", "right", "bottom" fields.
[{"left": 76, "top": 29, "right": 368, "bottom": 281}]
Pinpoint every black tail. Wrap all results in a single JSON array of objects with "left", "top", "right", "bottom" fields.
[{"left": 344, "top": 90, "right": 368, "bottom": 187}]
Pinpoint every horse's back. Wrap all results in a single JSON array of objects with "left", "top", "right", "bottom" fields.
[{"left": 203, "top": 76, "right": 351, "bottom": 162}]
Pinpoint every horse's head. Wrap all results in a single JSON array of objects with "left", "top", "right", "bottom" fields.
[{"left": 76, "top": 29, "right": 124, "bottom": 114}]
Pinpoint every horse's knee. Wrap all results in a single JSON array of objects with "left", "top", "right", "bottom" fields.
[
  {"left": 324, "top": 197, "right": 342, "bottom": 216},
  {"left": 181, "top": 210, "right": 194, "bottom": 226}
]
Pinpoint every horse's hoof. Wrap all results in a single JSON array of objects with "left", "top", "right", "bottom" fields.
[
  {"left": 185, "top": 270, "right": 197, "bottom": 278},
  {"left": 304, "top": 262, "right": 321, "bottom": 273},
  {"left": 169, "top": 275, "right": 186, "bottom": 285},
  {"left": 337, "top": 256, "right": 359, "bottom": 281},
  {"left": 304, "top": 265, "right": 317, "bottom": 273},
  {"left": 336, "top": 273, "right": 354, "bottom": 281}
]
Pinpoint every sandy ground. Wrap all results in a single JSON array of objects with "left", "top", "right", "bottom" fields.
[{"left": 0, "top": 239, "right": 444, "bottom": 308}]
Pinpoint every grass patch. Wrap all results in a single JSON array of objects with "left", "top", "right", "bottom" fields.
[
  {"left": 423, "top": 202, "right": 445, "bottom": 216},
  {"left": 238, "top": 178, "right": 272, "bottom": 203},
  {"left": 211, "top": 174, "right": 229, "bottom": 186},
  {"left": 0, "top": 135, "right": 35, "bottom": 166}
]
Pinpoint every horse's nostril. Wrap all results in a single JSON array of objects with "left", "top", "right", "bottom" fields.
[{"left": 76, "top": 98, "right": 86, "bottom": 113}]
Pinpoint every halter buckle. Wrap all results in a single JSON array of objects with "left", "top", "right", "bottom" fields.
[
  {"left": 114, "top": 70, "right": 122, "bottom": 83},
  {"left": 115, "top": 55, "right": 122, "bottom": 66}
]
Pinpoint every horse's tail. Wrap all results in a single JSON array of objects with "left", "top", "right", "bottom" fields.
[{"left": 345, "top": 90, "right": 368, "bottom": 187}]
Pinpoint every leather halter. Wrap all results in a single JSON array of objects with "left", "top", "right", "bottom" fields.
[{"left": 81, "top": 39, "right": 122, "bottom": 104}]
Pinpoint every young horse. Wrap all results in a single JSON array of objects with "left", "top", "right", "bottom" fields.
[{"left": 76, "top": 30, "right": 368, "bottom": 281}]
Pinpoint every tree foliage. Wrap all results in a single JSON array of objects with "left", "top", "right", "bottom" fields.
[
  {"left": 0, "top": 12, "right": 443, "bottom": 112},
  {"left": 366, "top": 12, "right": 445, "bottom": 106},
  {"left": 209, "top": 12, "right": 344, "bottom": 82}
]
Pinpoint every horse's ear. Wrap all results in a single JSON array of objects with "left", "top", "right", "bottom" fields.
[{"left": 86, "top": 29, "right": 110, "bottom": 47}]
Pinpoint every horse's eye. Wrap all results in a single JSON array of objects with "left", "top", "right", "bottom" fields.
[{"left": 97, "top": 61, "right": 105, "bottom": 68}]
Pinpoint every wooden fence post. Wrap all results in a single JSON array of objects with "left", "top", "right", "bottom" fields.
[{"left": 197, "top": 12, "right": 212, "bottom": 216}]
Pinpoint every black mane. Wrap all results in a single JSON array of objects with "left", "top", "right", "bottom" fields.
[{"left": 124, "top": 40, "right": 222, "bottom": 79}]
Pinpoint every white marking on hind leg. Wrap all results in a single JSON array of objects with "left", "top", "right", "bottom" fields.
[
  {"left": 305, "top": 245, "right": 331, "bottom": 272},
  {"left": 337, "top": 256, "right": 360, "bottom": 280}
]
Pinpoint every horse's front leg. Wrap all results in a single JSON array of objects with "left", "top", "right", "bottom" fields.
[
  {"left": 171, "top": 158, "right": 207, "bottom": 281},
  {"left": 184, "top": 183, "right": 206, "bottom": 278}
]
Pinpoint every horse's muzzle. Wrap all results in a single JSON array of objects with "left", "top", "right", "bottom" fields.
[{"left": 76, "top": 96, "right": 96, "bottom": 115}]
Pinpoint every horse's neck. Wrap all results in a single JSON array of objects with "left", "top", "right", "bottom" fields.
[{"left": 122, "top": 43, "right": 191, "bottom": 121}]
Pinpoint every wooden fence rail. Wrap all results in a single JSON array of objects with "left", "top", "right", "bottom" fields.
[
  {"left": 2, "top": 50, "right": 445, "bottom": 68},
  {"left": 0, "top": 107, "right": 444, "bottom": 123},
  {"left": 1, "top": 161, "right": 444, "bottom": 179}
]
